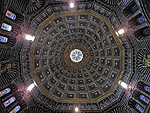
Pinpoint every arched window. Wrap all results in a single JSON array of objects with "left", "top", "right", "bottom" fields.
[
  {"left": 144, "top": 86, "right": 150, "bottom": 92},
  {"left": 1, "top": 23, "right": 12, "bottom": 31},
  {"left": 6, "top": 10, "right": 16, "bottom": 20},
  {"left": 0, "top": 36, "right": 8, "bottom": 43},
  {"left": 135, "top": 104, "right": 144, "bottom": 113},
  {"left": 9, "top": 105, "right": 21, "bottom": 113},
  {"left": 3, "top": 97, "right": 16, "bottom": 107},
  {"left": 0, "top": 88, "right": 11, "bottom": 97}
]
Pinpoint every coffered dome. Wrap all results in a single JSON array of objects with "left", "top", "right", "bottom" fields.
[{"left": 0, "top": 0, "right": 150, "bottom": 113}]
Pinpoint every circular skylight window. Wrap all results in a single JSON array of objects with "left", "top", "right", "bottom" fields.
[{"left": 70, "top": 49, "right": 83, "bottom": 63}]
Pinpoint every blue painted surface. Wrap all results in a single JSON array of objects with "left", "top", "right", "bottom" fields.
[
  {"left": 143, "top": 28, "right": 150, "bottom": 35},
  {"left": 131, "top": 4, "right": 138, "bottom": 12},
  {"left": 137, "top": 16, "right": 145, "bottom": 24}
]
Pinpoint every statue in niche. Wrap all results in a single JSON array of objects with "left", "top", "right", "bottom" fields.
[
  {"left": 30, "top": 0, "right": 41, "bottom": 7},
  {"left": 143, "top": 54, "right": 150, "bottom": 68},
  {"left": 0, "top": 61, "right": 14, "bottom": 73}
]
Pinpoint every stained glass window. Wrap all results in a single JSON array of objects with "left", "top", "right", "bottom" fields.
[
  {"left": 9, "top": 105, "right": 20, "bottom": 113},
  {"left": 0, "top": 88, "right": 11, "bottom": 97},
  {"left": 0, "top": 36, "right": 8, "bottom": 43},
  {"left": 6, "top": 10, "right": 16, "bottom": 20},
  {"left": 144, "top": 86, "right": 150, "bottom": 92},
  {"left": 3, "top": 97, "right": 16, "bottom": 107},
  {"left": 135, "top": 104, "right": 144, "bottom": 113},
  {"left": 1, "top": 23, "right": 12, "bottom": 31},
  {"left": 137, "top": 16, "right": 145, "bottom": 24},
  {"left": 140, "top": 95, "right": 149, "bottom": 104}
]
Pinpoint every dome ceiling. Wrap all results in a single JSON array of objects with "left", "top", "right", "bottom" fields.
[
  {"left": 30, "top": 11, "right": 123, "bottom": 101},
  {"left": 21, "top": 1, "right": 132, "bottom": 111},
  {"left": 1, "top": 0, "right": 150, "bottom": 112}
]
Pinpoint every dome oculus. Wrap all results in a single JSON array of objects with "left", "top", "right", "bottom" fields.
[{"left": 70, "top": 49, "right": 83, "bottom": 63}]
